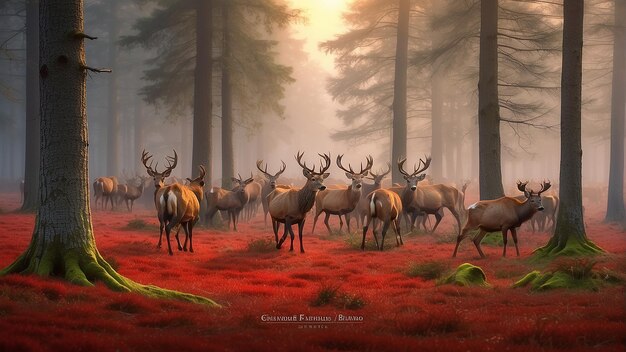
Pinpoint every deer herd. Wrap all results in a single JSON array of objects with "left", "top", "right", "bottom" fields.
[{"left": 90, "top": 149, "right": 559, "bottom": 259}]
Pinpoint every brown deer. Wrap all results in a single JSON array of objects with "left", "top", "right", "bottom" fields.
[
  {"left": 121, "top": 175, "right": 150, "bottom": 212},
  {"left": 93, "top": 176, "right": 118, "bottom": 210},
  {"left": 311, "top": 155, "right": 373, "bottom": 234},
  {"left": 452, "top": 180, "right": 551, "bottom": 258},
  {"left": 268, "top": 152, "right": 331, "bottom": 253},
  {"left": 242, "top": 179, "right": 263, "bottom": 222},
  {"left": 531, "top": 195, "right": 559, "bottom": 233},
  {"left": 256, "top": 160, "right": 287, "bottom": 228},
  {"left": 395, "top": 157, "right": 465, "bottom": 237},
  {"left": 141, "top": 149, "right": 185, "bottom": 251},
  {"left": 159, "top": 165, "right": 206, "bottom": 255},
  {"left": 361, "top": 189, "right": 403, "bottom": 251},
  {"left": 205, "top": 174, "right": 255, "bottom": 231},
  {"left": 351, "top": 162, "right": 391, "bottom": 228}
]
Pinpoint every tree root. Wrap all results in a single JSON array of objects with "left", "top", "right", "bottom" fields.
[
  {"left": 1, "top": 244, "right": 220, "bottom": 307},
  {"left": 533, "top": 235, "right": 604, "bottom": 260}
]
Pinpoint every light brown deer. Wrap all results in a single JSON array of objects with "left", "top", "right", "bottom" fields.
[
  {"left": 205, "top": 174, "right": 255, "bottom": 231},
  {"left": 396, "top": 157, "right": 465, "bottom": 237},
  {"left": 242, "top": 179, "right": 263, "bottom": 222},
  {"left": 93, "top": 176, "right": 119, "bottom": 210},
  {"left": 121, "top": 175, "right": 150, "bottom": 212},
  {"left": 531, "top": 195, "right": 559, "bottom": 233},
  {"left": 311, "top": 155, "right": 373, "bottom": 234},
  {"left": 141, "top": 149, "right": 185, "bottom": 251},
  {"left": 256, "top": 160, "right": 287, "bottom": 228},
  {"left": 268, "top": 152, "right": 331, "bottom": 253},
  {"left": 452, "top": 180, "right": 551, "bottom": 258},
  {"left": 159, "top": 165, "right": 205, "bottom": 255},
  {"left": 351, "top": 162, "right": 391, "bottom": 228},
  {"left": 361, "top": 189, "right": 403, "bottom": 251}
]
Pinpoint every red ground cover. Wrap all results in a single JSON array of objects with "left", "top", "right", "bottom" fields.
[{"left": 0, "top": 192, "right": 624, "bottom": 351}]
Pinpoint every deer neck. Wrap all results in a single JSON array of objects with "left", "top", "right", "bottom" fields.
[
  {"left": 187, "top": 184, "right": 204, "bottom": 202},
  {"left": 348, "top": 186, "right": 361, "bottom": 203},
  {"left": 297, "top": 182, "right": 318, "bottom": 214},
  {"left": 515, "top": 199, "right": 537, "bottom": 223}
]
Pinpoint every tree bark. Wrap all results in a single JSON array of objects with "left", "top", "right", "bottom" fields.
[
  {"left": 536, "top": 0, "right": 602, "bottom": 257},
  {"left": 191, "top": 0, "right": 213, "bottom": 187},
  {"left": 430, "top": 70, "right": 443, "bottom": 181},
  {"left": 391, "top": 0, "right": 410, "bottom": 185},
  {"left": 21, "top": 0, "right": 40, "bottom": 212},
  {"left": 1, "top": 0, "right": 218, "bottom": 306},
  {"left": 106, "top": 0, "right": 119, "bottom": 177},
  {"left": 221, "top": 3, "right": 234, "bottom": 190},
  {"left": 605, "top": 0, "right": 626, "bottom": 223},
  {"left": 478, "top": 0, "right": 504, "bottom": 200}
]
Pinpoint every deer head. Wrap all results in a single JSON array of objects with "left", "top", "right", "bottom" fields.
[
  {"left": 186, "top": 165, "right": 206, "bottom": 187},
  {"left": 517, "top": 180, "right": 551, "bottom": 211},
  {"left": 256, "top": 160, "right": 286, "bottom": 189},
  {"left": 367, "top": 162, "right": 391, "bottom": 186},
  {"left": 141, "top": 149, "right": 178, "bottom": 189},
  {"left": 296, "top": 151, "right": 331, "bottom": 191},
  {"left": 398, "top": 155, "right": 432, "bottom": 191},
  {"left": 336, "top": 154, "right": 373, "bottom": 190}
]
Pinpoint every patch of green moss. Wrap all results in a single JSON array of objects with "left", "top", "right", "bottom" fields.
[
  {"left": 481, "top": 232, "right": 503, "bottom": 247},
  {"left": 438, "top": 263, "right": 490, "bottom": 287}
]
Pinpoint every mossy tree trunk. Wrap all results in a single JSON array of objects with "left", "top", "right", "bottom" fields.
[
  {"left": 391, "top": 0, "right": 409, "bottom": 185},
  {"left": 478, "top": 0, "right": 504, "bottom": 200},
  {"left": 21, "top": 0, "right": 40, "bottom": 213},
  {"left": 1, "top": 0, "right": 218, "bottom": 307},
  {"left": 535, "top": 0, "right": 602, "bottom": 258},
  {"left": 605, "top": 0, "right": 626, "bottom": 223}
]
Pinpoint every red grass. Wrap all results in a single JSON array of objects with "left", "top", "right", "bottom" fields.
[{"left": 0, "top": 192, "right": 625, "bottom": 351}]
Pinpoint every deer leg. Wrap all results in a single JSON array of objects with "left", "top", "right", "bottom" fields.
[
  {"left": 511, "top": 227, "right": 520, "bottom": 256},
  {"left": 323, "top": 212, "right": 332, "bottom": 235},
  {"left": 501, "top": 228, "right": 509, "bottom": 257},
  {"left": 287, "top": 220, "right": 296, "bottom": 252},
  {"left": 346, "top": 213, "right": 352, "bottom": 233},
  {"left": 380, "top": 221, "right": 391, "bottom": 251},
  {"left": 472, "top": 230, "right": 488, "bottom": 258},
  {"left": 449, "top": 208, "right": 462, "bottom": 236},
  {"left": 394, "top": 219, "right": 403, "bottom": 246},
  {"left": 188, "top": 221, "right": 195, "bottom": 253},
  {"left": 181, "top": 222, "right": 189, "bottom": 251},
  {"left": 174, "top": 224, "right": 184, "bottom": 251},
  {"left": 311, "top": 208, "right": 322, "bottom": 234},
  {"left": 361, "top": 215, "right": 371, "bottom": 251},
  {"left": 453, "top": 226, "right": 473, "bottom": 257},
  {"left": 157, "top": 217, "right": 165, "bottom": 249},
  {"left": 338, "top": 214, "right": 344, "bottom": 233},
  {"left": 298, "top": 219, "right": 305, "bottom": 253},
  {"left": 372, "top": 218, "right": 380, "bottom": 249},
  {"left": 277, "top": 221, "right": 290, "bottom": 250},
  {"left": 430, "top": 209, "right": 444, "bottom": 234},
  {"left": 164, "top": 222, "right": 175, "bottom": 256}
]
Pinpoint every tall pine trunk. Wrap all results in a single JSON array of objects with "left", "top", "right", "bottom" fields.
[
  {"left": 478, "top": 0, "right": 504, "bottom": 200},
  {"left": 106, "top": 0, "right": 119, "bottom": 177},
  {"left": 391, "top": 0, "right": 410, "bottom": 184},
  {"left": 191, "top": 0, "right": 213, "bottom": 186},
  {"left": 430, "top": 70, "right": 444, "bottom": 181},
  {"left": 221, "top": 4, "right": 234, "bottom": 190},
  {"left": 21, "top": 0, "right": 40, "bottom": 212},
  {"left": 536, "top": 0, "right": 602, "bottom": 257},
  {"left": 605, "top": 0, "right": 626, "bottom": 223}
]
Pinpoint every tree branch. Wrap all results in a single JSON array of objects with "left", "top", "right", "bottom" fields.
[{"left": 81, "top": 65, "right": 112, "bottom": 73}]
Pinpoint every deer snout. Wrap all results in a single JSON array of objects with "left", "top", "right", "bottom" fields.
[
  {"left": 410, "top": 186, "right": 417, "bottom": 191},
  {"left": 319, "top": 185, "right": 327, "bottom": 191},
  {"left": 538, "top": 205, "right": 545, "bottom": 211},
  {"left": 355, "top": 184, "right": 362, "bottom": 189}
]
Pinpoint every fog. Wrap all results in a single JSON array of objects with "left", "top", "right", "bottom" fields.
[{"left": 0, "top": 0, "right": 622, "bottom": 207}]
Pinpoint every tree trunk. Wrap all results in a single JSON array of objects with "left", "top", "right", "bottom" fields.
[
  {"left": 221, "top": 4, "right": 234, "bottom": 190},
  {"left": 106, "top": 0, "right": 119, "bottom": 177},
  {"left": 605, "top": 0, "right": 626, "bottom": 223},
  {"left": 133, "top": 99, "right": 144, "bottom": 175},
  {"left": 21, "top": 0, "right": 40, "bottom": 212},
  {"left": 536, "top": 0, "right": 602, "bottom": 258},
  {"left": 191, "top": 0, "right": 213, "bottom": 187},
  {"left": 391, "top": 0, "right": 410, "bottom": 185},
  {"left": 1, "top": 0, "right": 218, "bottom": 307},
  {"left": 430, "top": 70, "right": 444, "bottom": 181},
  {"left": 478, "top": 0, "right": 504, "bottom": 200}
]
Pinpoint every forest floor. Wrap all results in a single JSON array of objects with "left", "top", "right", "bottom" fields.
[{"left": 0, "top": 192, "right": 624, "bottom": 351}]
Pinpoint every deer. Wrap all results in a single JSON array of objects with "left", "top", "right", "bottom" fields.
[
  {"left": 452, "top": 180, "right": 551, "bottom": 258},
  {"left": 205, "top": 174, "right": 255, "bottom": 231},
  {"left": 361, "top": 188, "right": 404, "bottom": 251},
  {"left": 242, "top": 179, "right": 263, "bottom": 222},
  {"left": 141, "top": 149, "right": 185, "bottom": 251},
  {"left": 395, "top": 156, "right": 465, "bottom": 237},
  {"left": 256, "top": 160, "right": 287, "bottom": 228},
  {"left": 311, "top": 155, "right": 373, "bottom": 234},
  {"left": 268, "top": 152, "right": 331, "bottom": 253},
  {"left": 93, "top": 176, "right": 119, "bottom": 210},
  {"left": 350, "top": 162, "right": 391, "bottom": 228},
  {"left": 159, "top": 165, "right": 206, "bottom": 255},
  {"left": 121, "top": 175, "right": 150, "bottom": 212}
]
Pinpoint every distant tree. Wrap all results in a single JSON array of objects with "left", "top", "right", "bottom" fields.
[
  {"left": 535, "top": 0, "right": 603, "bottom": 257},
  {"left": 605, "top": 0, "right": 625, "bottom": 223},
  {"left": 0, "top": 0, "right": 218, "bottom": 305},
  {"left": 106, "top": 0, "right": 120, "bottom": 177}
]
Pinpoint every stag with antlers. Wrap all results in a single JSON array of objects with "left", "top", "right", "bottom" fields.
[
  {"left": 268, "top": 152, "right": 331, "bottom": 253},
  {"left": 256, "top": 160, "right": 288, "bottom": 228},
  {"left": 311, "top": 154, "right": 373, "bottom": 234},
  {"left": 351, "top": 162, "right": 391, "bottom": 228},
  {"left": 453, "top": 180, "right": 552, "bottom": 258}
]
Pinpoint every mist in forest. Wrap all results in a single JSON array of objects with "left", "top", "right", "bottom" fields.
[{"left": 0, "top": 0, "right": 622, "bottom": 208}]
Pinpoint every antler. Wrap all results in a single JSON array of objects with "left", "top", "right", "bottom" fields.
[
  {"left": 317, "top": 153, "right": 331, "bottom": 174},
  {"left": 516, "top": 180, "right": 529, "bottom": 193},
  {"left": 141, "top": 149, "right": 157, "bottom": 177},
  {"left": 256, "top": 160, "right": 286, "bottom": 178},
  {"left": 336, "top": 154, "right": 373, "bottom": 176},
  {"left": 163, "top": 150, "right": 178, "bottom": 176},
  {"left": 537, "top": 180, "right": 551, "bottom": 195},
  {"left": 398, "top": 156, "right": 431, "bottom": 178},
  {"left": 296, "top": 151, "right": 331, "bottom": 175},
  {"left": 414, "top": 156, "right": 431, "bottom": 175}
]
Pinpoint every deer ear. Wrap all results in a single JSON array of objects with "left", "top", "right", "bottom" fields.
[
  {"left": 231, "top": 177, "right": 239, "bottom": 182},
  {"left": 322, "top": 173, "right": 330, "bottom": 179},
  {"left": 524, "top": 190, "right": 530, "bottom": 198},
  {"left": 302, "top": 169, "right": 312, "bottom": 178},
  {"left": 362, "top": 171, "right": 369, "bottom": 177},
  {"left": 245, "top": 178, "right": 254, "bottom": 185},
  {"left": 199, "top": 181, "right": 205, "bottom": 186},
  {"left": 163, "top": 170, "right": 172, "bottom": 177},
  {"left": 417, "top": 174, "right": 426, "bottom": 181},
  {"left": 345, "top": 172, "right": 353, "bottom": 179}
]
